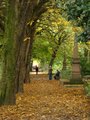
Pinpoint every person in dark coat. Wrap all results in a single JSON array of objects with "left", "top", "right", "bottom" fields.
[
  {"left": 48, "top": 66, "right": 53, "bottom": 80},
  {"left": 54, "top": 70, "right": 60, "bottom": 80},
  {"left": 35, "top": 65, "right": 39, "bottom": 74}
]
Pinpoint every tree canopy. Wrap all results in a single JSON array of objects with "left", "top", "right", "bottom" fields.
[
  {"left": 56, "top": 0, "right": 90, "bottom": 42},
  {"left": 0, "top": 0, "right": 90, "bottom": 106}
]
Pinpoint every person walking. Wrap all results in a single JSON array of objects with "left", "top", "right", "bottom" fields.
[
  {"left": 35, "top": 65, "right": 39, "bottom": 75},
  {"left": 48, "top": 66, "right": 53, "bottom": 80}
]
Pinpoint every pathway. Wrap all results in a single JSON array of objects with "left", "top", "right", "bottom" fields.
[{"left": 0, "top": 78, "right": 90, "bottom": 120}]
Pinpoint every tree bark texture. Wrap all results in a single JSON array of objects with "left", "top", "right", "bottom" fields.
[
  {"left": 15, "top": 0, "right": 49, "bottom": 93},
  {"left": 0, "top": 0, "right": 16, "bottom": 105}
]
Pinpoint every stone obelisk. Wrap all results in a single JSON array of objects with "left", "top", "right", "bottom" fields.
[{"left": 70, "top": 34, "right": 82, "bottom": 83}]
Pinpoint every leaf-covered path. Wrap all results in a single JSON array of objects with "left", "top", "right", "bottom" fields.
[{"left": 0, "top": 79, "right": 90, "bottom": 120}]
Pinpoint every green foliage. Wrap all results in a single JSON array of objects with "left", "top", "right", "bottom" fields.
[
  {"left": 79, "top": 42, "right": 90, "bottom": 76},
  {"left": 59, "top": 0, "right": 90, "bottom": 42},
  {"left": 61, "top": 69, "right": 71, "bottom": 79},
  {"left": 32, "top": 7, "right": 74, "bottom": 67},
  {"left": 84, "top": 82, "right": 90, "bottom": 96},
  {"left": 80, "top": 57, "right": 90, "bottom": 76},
  {"left": 32, "top": 37, "right": 51, "bottom": 64}
]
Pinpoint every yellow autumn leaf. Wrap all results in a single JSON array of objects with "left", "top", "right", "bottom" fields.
[
  {"left": 72, "top": 27, "right": 78, "bottom": 32},
  {"left": 0, "top": 78, "right": 89, "bottom": 119},
  {"left": 23, "top": 37, "right": 30, "bottom": 42},
  {"left": 36, "top": 27, "right": 42, "bottom": 32},
  {"left": 27, "top": 20, "right": 33, "bottom": 26},
  {"left": 48, "top": 8, "right": 54, "bottom": 13}
]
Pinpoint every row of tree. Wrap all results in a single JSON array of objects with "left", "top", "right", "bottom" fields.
[
  {"left": 0, "top": 0, "right": 90, "bottom": 105},
  {"left": 32, "top": 7, "right": 74, "bottom": 69},
  {"left": 0, "top": 0, "right": 53, "bottom": 105},
  {"left": 32, "top": 0, "right": 90, "bottom": 73}
]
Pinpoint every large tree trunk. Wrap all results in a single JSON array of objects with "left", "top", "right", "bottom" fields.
[
  {"left": 24, "top": 25, "right": 36, "bottom": 83},
  {"left": 0, "top": 0, "right": 51, "bottom": 105},
  {"left": 15, "top": 0, "right": 49, "bottom": 92},
  {"left": 24, "top": 1, "right": 49, "bottom": 83},
  {"left": 15, "top": 0, "right": 33, "bottom": 93},
  {"left": 0, "top": 0, "right": 16, "bottom": 105}
]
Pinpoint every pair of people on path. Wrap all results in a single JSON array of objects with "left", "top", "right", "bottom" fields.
[{"left": 48, "top": 66, "right": 60, "bottom": 80}]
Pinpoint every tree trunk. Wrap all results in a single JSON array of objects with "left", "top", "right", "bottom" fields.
[
  {"left": 14, "top": 0, "right": 37, "bottom": 92},
  {"left": 49, "top": 46, "right": 59, "bottom": 66},
  {"left": 24, "top": 25, "right": 36, "bottom": 83},
  {"left": 49, "top": 37, "right": 67, "bottom": 67},
  {"left": 0, "top": 0, "right": 16, "bottom": 105},
  {"left": 15, "top": 0, "right": 49, "bottom": 92},
  {"left": 15, "top": 0, "right": 33, "bottom": 93},
  {"left": 62, "top": 53, "right": 67, "bottom": 70}
]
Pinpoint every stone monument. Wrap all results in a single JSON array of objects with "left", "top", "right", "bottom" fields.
[{"left": 70, "top": 34, "right": 82, "bottom": 84}]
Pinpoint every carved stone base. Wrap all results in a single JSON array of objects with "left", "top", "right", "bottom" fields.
[
  {"left": 70, "top": 78, "right": 83, "bottom": 84},
  {"left": 63, "top": 79, "right": 83, "bottom": 85}
]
